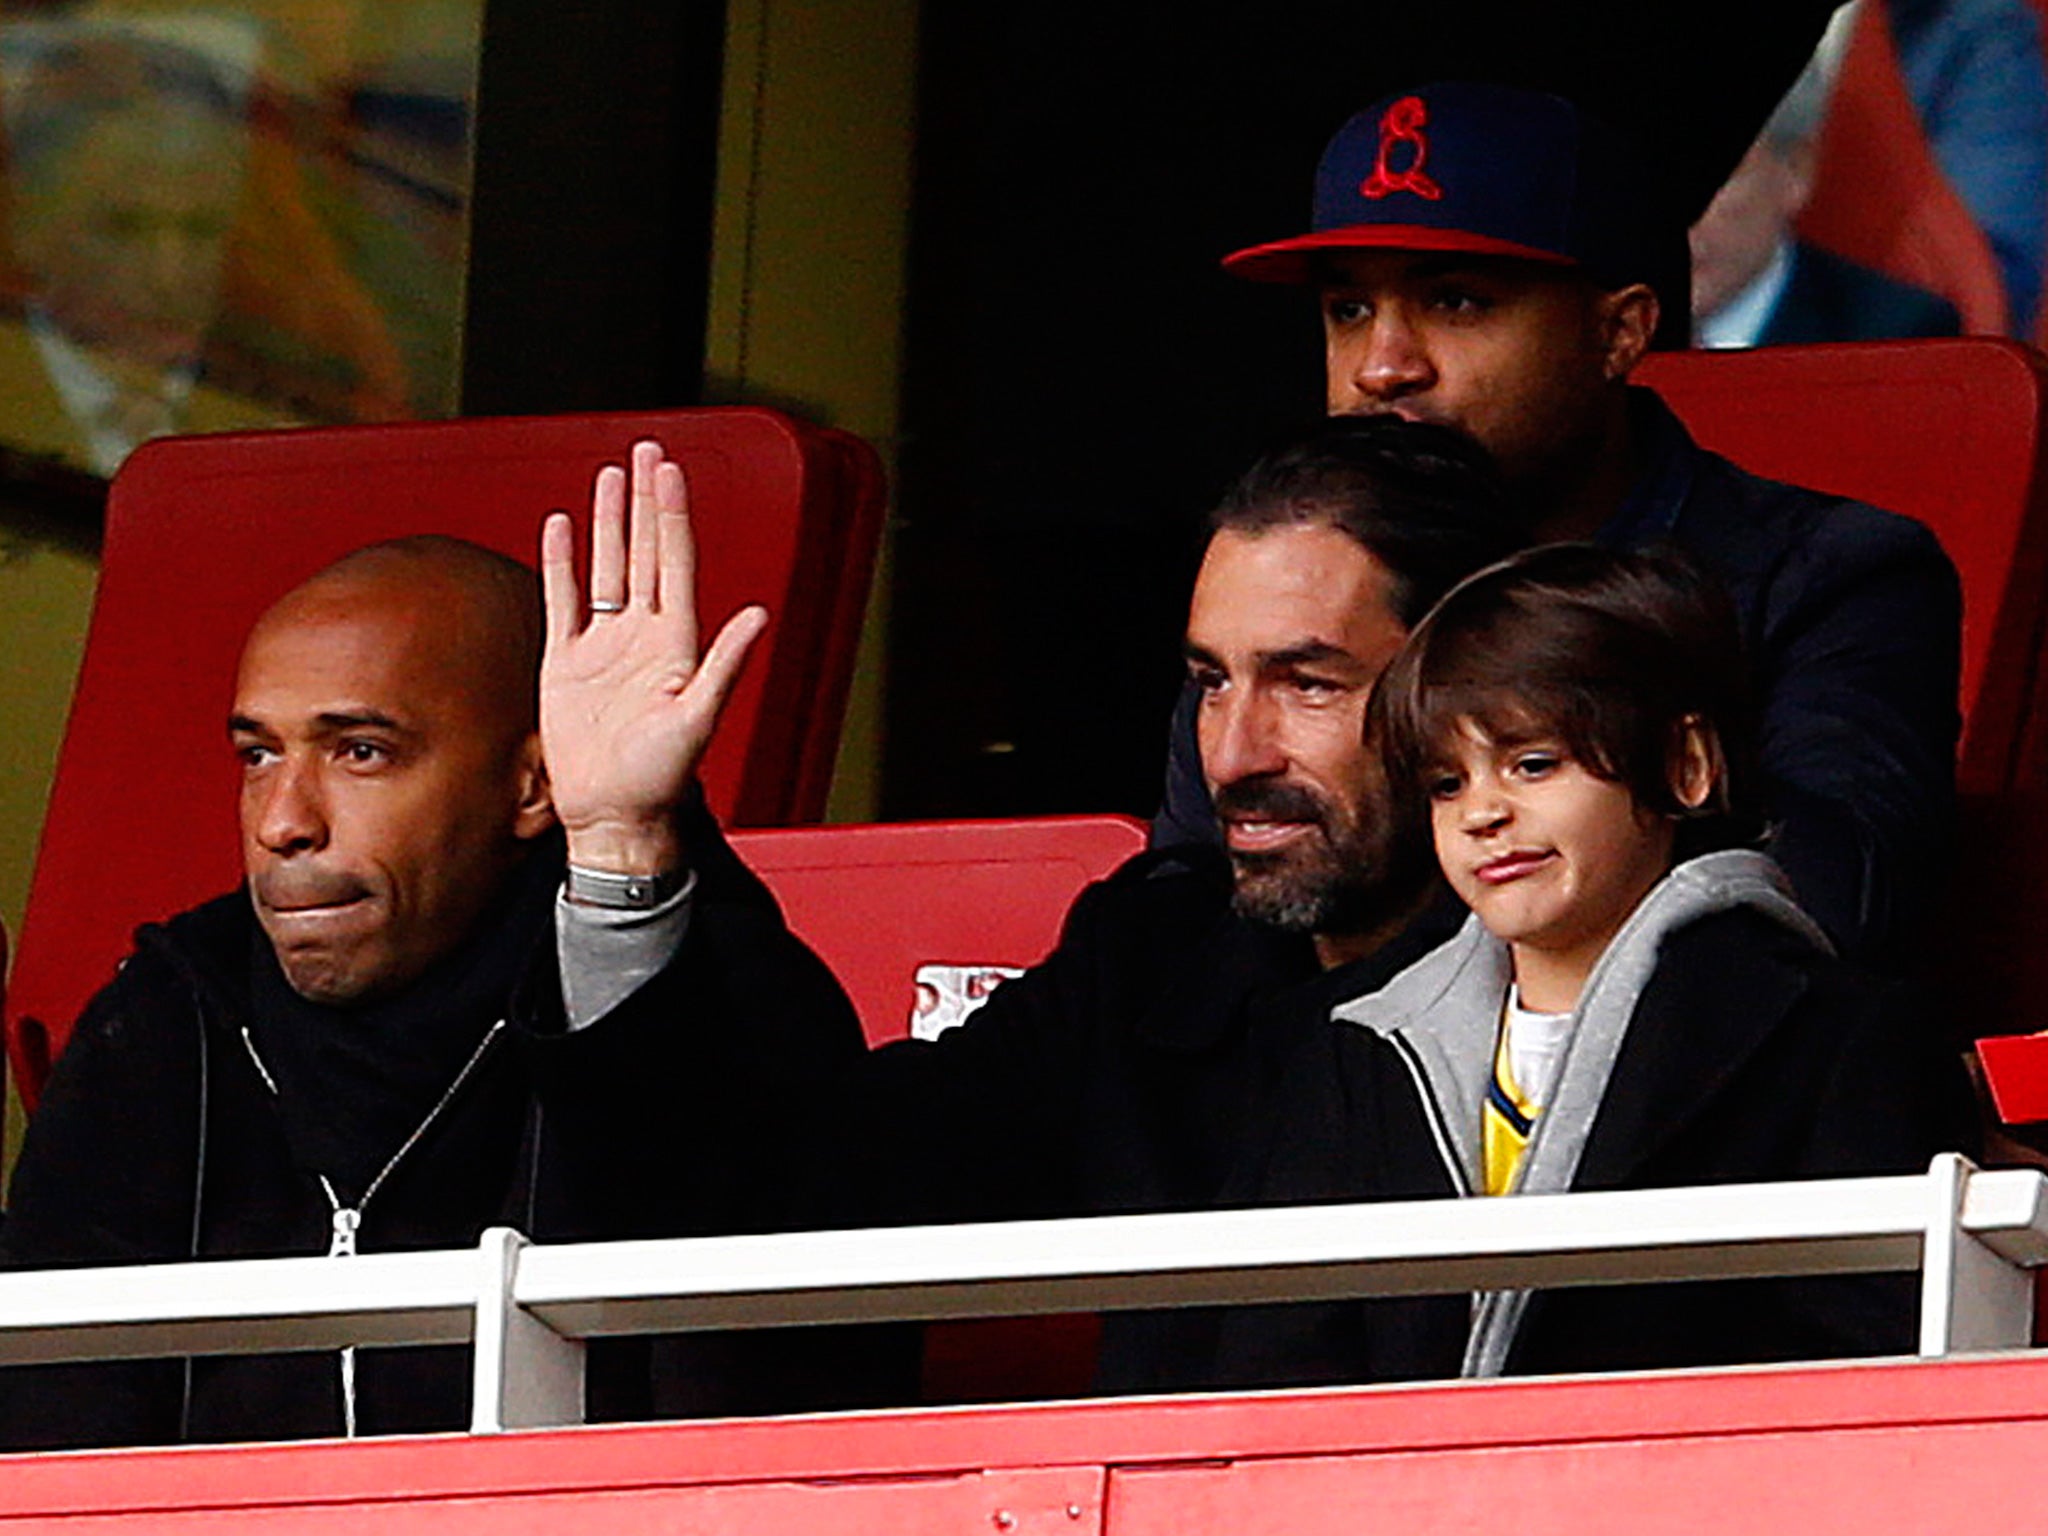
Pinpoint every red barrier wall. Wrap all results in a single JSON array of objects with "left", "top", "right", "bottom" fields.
[{"left": 4, "top": 1352, "right": 2048, "bottom": 1532}]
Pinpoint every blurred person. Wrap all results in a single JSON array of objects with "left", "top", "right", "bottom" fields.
[
  {"left": 1692, "top": 47, "right": 1961, "bottom": 346},
  {"left": 1889, "top": 0, "right": 2048, "bottom": 332},
  {"left": 0, "top": 21, "right": 295, "bottom": 475},
  {"left": 12, "top": 95, "right": 243, "bottom": 373}
]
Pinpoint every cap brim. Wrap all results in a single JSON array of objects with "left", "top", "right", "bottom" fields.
[{"left": 1221, "top": 224, "right": 1579, "bottom": 284}]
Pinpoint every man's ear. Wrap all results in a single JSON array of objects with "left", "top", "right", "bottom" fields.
[
  {"left": 1596, "top": 282, "right": 1659, "bottom": 382},
  {"left": 1668, "top": 714, "right": 1722, "bottom": 812},
  {"left": 511, "top": 732, "right": 557, "bottom": 841}
]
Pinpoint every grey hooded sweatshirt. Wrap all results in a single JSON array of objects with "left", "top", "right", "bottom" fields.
[{"left": 1330, "top": 849, "right": 1832, "bottom": 1376}]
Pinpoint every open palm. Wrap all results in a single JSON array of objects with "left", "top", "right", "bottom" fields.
[{"left": 540, "top": 440, "right": 767, "bottom": 872}]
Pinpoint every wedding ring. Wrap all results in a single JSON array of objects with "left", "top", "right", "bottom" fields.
[{"left": 590, "top": 599, "right": 626, "bottom": 613}]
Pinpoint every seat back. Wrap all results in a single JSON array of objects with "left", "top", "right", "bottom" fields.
[
  {"left": 730, "top": 814, "right": 1146, "bottom": 1402},
  {"left": 1636, "top": 339, "right": 2048, "bottom": 795},
  {"left": 728, "top": 816, "right": 1147, "bottom": 1047},
  {"left": 6, "top": 408, "right": 885, "bottom": 1109},
  {"left": 1800, "top": 0, "right": 2010, "bottom": 335}
]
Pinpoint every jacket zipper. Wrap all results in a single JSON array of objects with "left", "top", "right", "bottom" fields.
[
  {"left": 1385, "top": 1032, "right": 1471, "bottom": 1198},
  {"left": 238, "top": 1018, "right": 509, "bottom": 1437}
]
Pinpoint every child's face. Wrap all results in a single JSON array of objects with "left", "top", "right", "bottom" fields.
[{"left": 1428, "top": 721, "right": 1677, "bottom": 1009}]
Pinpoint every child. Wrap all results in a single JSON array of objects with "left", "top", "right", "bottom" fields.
[{"left": 1333, "top": 542, "right": 1972, "bottom": 1378}]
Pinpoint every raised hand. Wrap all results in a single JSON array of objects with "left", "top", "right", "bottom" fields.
[{"left": 540, "top": 440, "right": 768, "bottom": 874}]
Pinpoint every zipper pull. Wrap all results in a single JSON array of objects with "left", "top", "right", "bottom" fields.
[{"left": 328, "top": 1207, "right": 360, "bottom": 1259}]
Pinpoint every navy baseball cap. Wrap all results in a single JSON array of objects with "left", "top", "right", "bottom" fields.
[{"left": 1224, "top": 82, "right": 1666, "bottom": 290}]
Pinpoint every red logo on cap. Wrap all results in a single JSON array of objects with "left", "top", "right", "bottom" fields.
[{"left": 1359, "top": 95, "right": 1442, "bottom": 202}]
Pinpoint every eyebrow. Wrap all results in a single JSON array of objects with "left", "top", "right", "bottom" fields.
[
  {"left": 1182, "top": 640, "right": 1365, "bottom": 673},
  {"left": 1257, "top": 640, "right": 1364, "bottom": 672},
  {"left": 227, "top": 708, "right": 414, "bottom": 737},
  {"left": 1485, "top": 726, "right": 1563, "bottom": 754},
  {"left": 313, "top": 709, "right": 410, "bottom": 733}
]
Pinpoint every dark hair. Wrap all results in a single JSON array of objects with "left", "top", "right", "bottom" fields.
[
  {"left": 1374, "top": 542, "right": 1764, "bottom": 856},
  {"left": 1210, "top": 415, "right": 1525, "bottom": 624}
]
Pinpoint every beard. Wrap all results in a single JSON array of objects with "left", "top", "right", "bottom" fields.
[{"left": 1215, "top": 775, "right": 1395, "bottom": 937}]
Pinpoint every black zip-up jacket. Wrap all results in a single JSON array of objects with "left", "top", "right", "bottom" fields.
[{"left": 0, "top": 831, "right": 897, "bottom": 1449}]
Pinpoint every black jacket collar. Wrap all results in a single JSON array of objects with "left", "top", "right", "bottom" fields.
[
  {"left": 1577, "top": 908, "right": 1815, "bottom": 1186},
  {"left": 1133, "top": 864, "right": 1466, "bottom": 1057}
]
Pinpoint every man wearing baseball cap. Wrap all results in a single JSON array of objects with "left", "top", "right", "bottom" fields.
[{"left": 1156, "top": 81, "right": 1960, "bottom": 967}]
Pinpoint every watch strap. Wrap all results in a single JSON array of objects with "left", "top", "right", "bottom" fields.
[{"left": 565, "top": 863, "right": 686, "bottom": 910}]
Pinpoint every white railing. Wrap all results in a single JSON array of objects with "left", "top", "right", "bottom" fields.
[{"left": 0, "top": 1154, "right": 2038, "bottom": 1433}]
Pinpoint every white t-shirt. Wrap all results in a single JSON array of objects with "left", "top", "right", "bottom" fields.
[{"left": 1503, "top": 985, "right": 1574, "bottom": 1108}]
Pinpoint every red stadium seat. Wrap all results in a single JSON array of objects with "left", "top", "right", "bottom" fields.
[
  {"left": 1640, "top": 343, "right": 2048, "bottom": 1129},
  {"left": 729, "top": 816, "right": 1146, "bottom": 1047},
  {"left": 731, "top": 814, "right": 1147, "bottom": 1402},
  {"left": 1799, "top": 0, "right": 2010, "bottom": 335},
  {"left": 1637, "top": 339, "right": 2048, "bottom": 795},
  {"left": 5, "top": 408, "right": 885, "bottom": 1111}
]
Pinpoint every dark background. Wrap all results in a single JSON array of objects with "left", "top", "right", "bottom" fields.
[{"left": 465, "top": 0, "right": 728, "bottom": 416}]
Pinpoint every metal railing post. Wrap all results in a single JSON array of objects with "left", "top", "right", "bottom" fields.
[
  {"left": 471, "top": 1227, "right": 585, "bottom": 1433},
  {"left": 1919, "top": 1154, "right": 2035, "bottom": 1355}
]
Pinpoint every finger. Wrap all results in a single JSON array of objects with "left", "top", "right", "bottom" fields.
[
  {"left": 589, "top": 463, "right": 627, "bottom": 611},
  {"left": 628, "top": 440, "right": 665, "bottom": 610},
  {"left": 656, "top": 458, "right": 699, "bottom": 659},
  {"left": 540, "top": 510, "right": 580, "bottom": 644},
  {"left": 687, "top": 605, "right": 769, "bottom": 728}
]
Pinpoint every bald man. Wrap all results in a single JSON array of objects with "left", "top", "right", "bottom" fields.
[{"left": 0, "top": 462, "right": 886, "bottom": 1448}]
